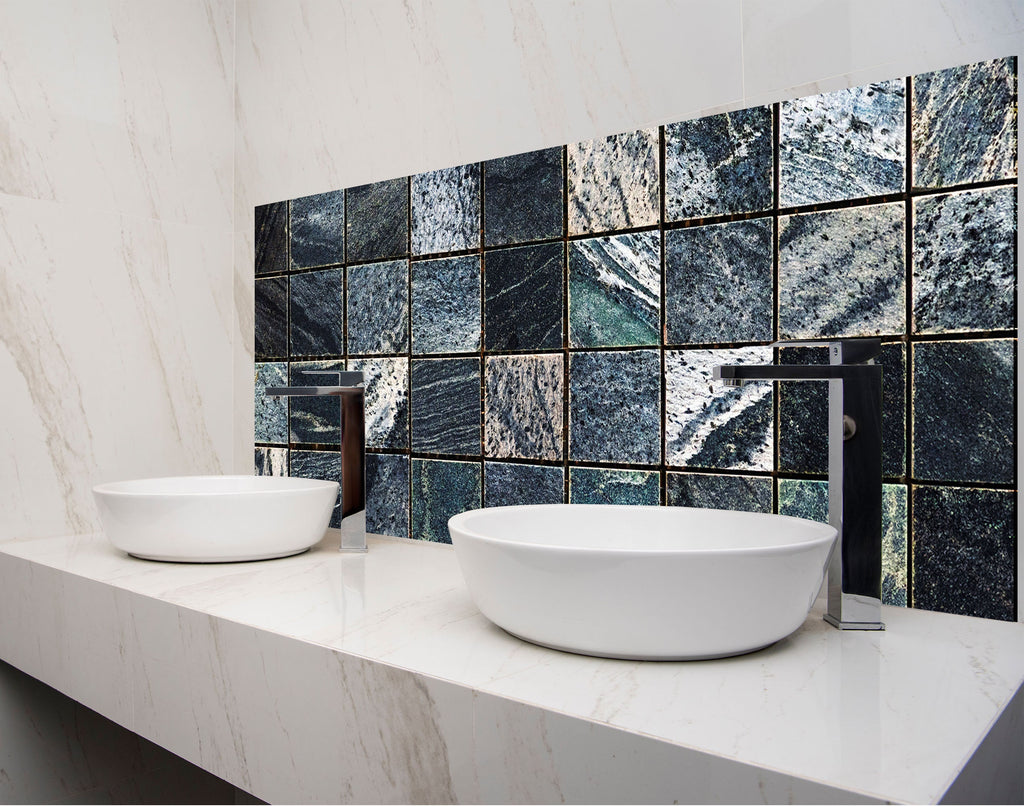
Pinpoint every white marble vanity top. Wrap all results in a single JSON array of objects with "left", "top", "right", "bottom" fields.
[{"left": 1, "top": 531, "right": 1022, "bottom": 804}]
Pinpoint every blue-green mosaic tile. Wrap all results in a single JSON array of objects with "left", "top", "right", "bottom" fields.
[
  {"left": 254, "top": 276, "right": 288, "bottom": 360},
  {"left": 484, "top": 147, "right": 563, "bottom": 246},
  {"left": 484, "top": 462, "right": 564, "bottom": 507},
  {"left": 568, "top": 232, "right": 660, "bottom": 348},
  {"left": 913, "top": 485, "right": 1015, "bottom": 621},
  {"left": 347, "top": 260, "right": 409, "bottom": 355},
  {"left": 913, "top": 57, "right": 1017, "bottom": 188},
  {"left": 780, "top": 80, "right": 905, "bottom": 206},
  {"left": 665, "top": 219, "right": 773, "bottom": 345},
  {"left": 665, "top": 347, "right": 773, "bottom": 472},
  {"left": 411, "top": 459, "right": 482, "bottom": 543},
  {"left": 411, "top": 164, "right": 480, "bottom": 255},
  {"left": 346, "top": 177, "right": 408, "bottom": 263},
  {"left": 287, "top": 360, "right": 345, "bottom": 445},
  {"left": 255, "top": 202, "right": 287, "bottom": 275},
  {"left": 665, "top": 105, "right": 773, "bottom": 219},
  {"left": 255, "top": 363, "right": 288, "bottom": 444},
  {"left": 484, "top": 354, "right": 563, "bottom": 461},
  {"left": 289, "top": 269, "right": 343, "bottom": 356},
  {"left": 666, "top": 473, "right": 772, "bottom": 513},
  {"left": 367, "top": 453, "right": 409, "bottom": 538},
  {"left": 779, "top": 203, "right": 906, "bottom": 339},
  {"left": 913, "top": 186, "right": 1017, "bottom": 334},
  {"left": 349, "top": 357, "right": 408, "bottom": 450},
  {"left": 290, "top": 190, "right": 344, "bottom": 269},
  {"left": 411, "top": 255, "right": 480, "bottom": 354},
  {"left": 290, "top": 450, "right": 343, "bottom": 528},
  {"left": 484, "top": 243, "right": 563, "bottom": 351},
  {"left": 569, "top": 467, "right": 659, "bottom": 506},
  {"left": 777, "top": 478, "right": 828, "bottom": 522},
  {"left": 569, "top": 350, "right": 661, "bottom": 465},
  {"left": 254, "top": 447, "right": 287, "bottom": 476},
  {"left": 411, "top": 358, "right": 481, "bottom": 456},
  {"left": 913, "top": 339, "right": 1015, "bottom": 484}
]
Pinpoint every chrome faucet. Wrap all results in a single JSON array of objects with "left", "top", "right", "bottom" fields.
[
  {"left": 265, "top": 370, "right": 367, "bottom": 553},
  {"left": 713, "top": 339, "right": 884, "bottom": 630}
]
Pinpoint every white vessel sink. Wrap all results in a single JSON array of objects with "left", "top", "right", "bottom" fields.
[
  {"left": 93, "top": 475, "right": 338, "bottom": 562},
  {"left": 448, "top": 504, "right": 837, "bottom": 661}
]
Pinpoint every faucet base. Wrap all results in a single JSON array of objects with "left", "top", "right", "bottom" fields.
[{"left": 823, "top": 614, "right": 886, "bottom": 631}]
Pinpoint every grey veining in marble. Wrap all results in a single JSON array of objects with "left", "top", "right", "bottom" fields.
[
  {"left": 780, "top": 79, "right": 905, "bottom": 206},
  {"left": 484, "top": 462, "right": 564, "bottom": 507},
  {"left": 568, "top": 128, "right": 659, "bottom": 235},
  {"left": 484, "top": 147, "right": 563, "bottom": 246},
  {"left": 665, "top": 218, "right": 773, "bottom": 345},
  {"left": 665, "top": 105, "right": 773, "bottom": 220},
  {"left": 569, "top": 468, "right": 659, "bottom": 506},
  {"left": 255, "top": 202, "right": 287, "bottom": 275},
  {"left": 568, "top": 232, "right": 660, "bottom": 348},
  {"left": 666, "top": 473, "right": 771, "bottom": 513},
  {"left": 288, "top": 360, "right": 345, "bottom": 445},
  {"left": 290, "top": 190, "right": 344, "bottom": 269},
  {"left": 411, "top": 459, "right": 481, "bottom": 543},
  {"left": 254, "top": 447, "right": 287, "bottom": 477},
  {"left": 367, "top": 453, "right": 409, "bottom": 539},
  {"left": 289, "top": 450, "right": 343, "bottom": 528},
  {"left": 411, "top": 255, "right": 480, "bottom": 354},
  {"left": 254, "top": 363, "right": 288, "bottom": 444},
  {"left": 411, "top": 358, "right": 481, "bottom": 456},
  {"left": 289, "top": 269, "right": 344, "bottom": 356},
  {"left": 346, "top": 177, "right": 409, "bottom": 263},
  {"left": 913, "top": 57, "right": 1018, "bottom": 188},
  {"left": 348, "top": 357, "right": 408, "bottom": 450},
  {"left": 779, "top": 203, "right": 905, "bottom": 339},
  {"left": 411, "top": 164, "right": 481, "bottom": 255},
  {"left": 347, "top": 260, "right": 409, "bottom": 355},
  {"left": 913, "top": 187, "right": 1016, "bottom": 334},
  {"left": 484, "top": 354, "right": 563, "bottom": 461},
  {"left": 255, "top": 276, "right": 288, "bottom": 360},
  {"left": 484, "top": 243, "right": 563, "bottom": 351}
]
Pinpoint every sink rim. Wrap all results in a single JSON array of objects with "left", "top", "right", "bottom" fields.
[{"left": 93, "top": 474, "right": 338, "bottom": 497}]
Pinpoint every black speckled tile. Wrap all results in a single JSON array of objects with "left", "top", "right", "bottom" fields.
[
  {"left": 255, "top": 276, "right": 288, "bottom": 360},
  {"left": 484, "top": 462, "right": 564, "bottom": 507},
  {"left": 289, "top": 269, "right": 343, "bottom": 356},
  {"left": 779, "top": 203, "right": 906, "bottom": 339},
  {"left": 912, "top": 339, "right": 1015, "bottom": 484},
  {"left": 254, "top": 447, "right": 287, "bottom": 476},
  {"left": 411, "top": 164, "right": 481, "bottom": 255},
  {"left": 347, "top": 260, "right": 409, "bottom": 355},
  {"left": 913, "top": 186, "right": 1017, "bottom": 334},
  {"left": 289, "top": 450, "right": 343, "bottom": 528},
  {"left": 484, "top": 243, "right": 563, "bottom": 351},
  {"left": 346, "top": 177, "right": 409, "bottom": 263},
  {"left": 569, "top": 468, "right": 660, "bottom": 506},
  {"left": 569, "top": 350, "right": 660, "bottom": 465},
  {"left": 255, "top": 202, "right": 287, "bottom": 275},
  {"left": 484, "top": 147, "right": 563, "bottom": 246},
  {"left": 411, "top": 459, "right": 482, "bottom": 543},
  {"left": 348, "top": 357, "right": 408, "bottom": 450},
  {"left": 665, "top": 105, "right": 773, "bottom": 220},
  {"left": 290, "top": 190, "right": 344, "bottom": 269},
  {"left": 780, "top": 80, "right": 905, "bottom": 206},
  {"left": 665, "top": 473, "right": 771, "bottom": 513},
  {"left": 568, "top": 128, "right": 659, "bottom": 235},
  {"left": 913, "top": 57, "right": 1018, "bottom": 189},
  {"left": 912, "top": 485, "right": 1015, "bottom": 621},
  {"left": 411, "top": 255, "right": 481, "bottom": 354},
  {"left": 665, "top": 219, "right": 773, "bottom": 345},
  {"left": 411, "top": 358, "right": 481, "bottom": 456},
  {"left": 366, "top": 453, "right": 409, "bottom": 538},
  {"left": 484, "top": 354, "right": 563, "bottom": 461},
  {"left": 568, "top": 232, "right": 660, "bottom": 348},
  {"left": 255, "top": 363, "right": 288, "bottom": 444},
  {"left": 287, "top": 361, "right": 345, "bottom": 445},
  {"left": 665, "top": 347, "right": 773, "bottom": 471}
]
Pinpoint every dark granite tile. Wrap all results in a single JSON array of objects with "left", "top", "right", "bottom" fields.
[
  {"left": 912, "top": 339, "right": 1015, "bottom": 484},
  {"left": 290, "top": 190, "right": 344, "bottom": 269},
  {"left": 348, "top": 357, "right": 409, "bottom": 450},
  {"left": 779, "top": 203, "right": 906, "bottom": 339},
  {"left": 255, "top": 202, "right": 287, "bottom": 275},
  {"left": 484, "top": 354, "right": 563, "bottom": 461},
  {"left": 289, "top": 269, "right": 344, "bottom": 356},
  {"left": 665, "top": 347, "right": 773, "bottom": 471},
  {"left": 411, "top": 255, "right": 481, "bottom": 354},
  {"left": 346, "top": 177, "right": 409, "bottom": 263},
  {"left": 780, "top": 79, "right": 905, "bottom": 206},
  {"left": 569, "top": 468, "right": 660, "bottom": 506},
  {"left": 665, "top": 473, "right": 772, "bottom": 513},
  {"left": 665, "top": 219, "right": 773, "bottom": 345},
  {"left": 912, "top": 485, "right": 1015, "bottom": 621},
  {"left": 288, "top": 360, "right": 345, "bottom": 445},
  {"left": 254, "top": 447, "right": 287, "bottom": 477},
  {"left": 568, "top": 232, "right": 660, "bottom": 348},
  {"left": 347, "top": 260, "right": 409, "bottom": 355},
  {"left": 569, "top": 350, "right": 660, "bottom": 465},
  {"left": 568, "top": 128, "right": 659, "bottom": 235},
  {"left": 484, "top": 147, "right": 564, "bottom": 246},
  {"left": 254, "top": 363, "right": 288, "bottom": 444},
  {"left": 255, "top": 276, "right": 288, "bottom": 360},
  {"left": 411, "top": 164, "right": 481, "bottom": 255},
  {"left": 484, "top": 462, "right": 564, "bottom": 507},
  {"left": 777, "top": 478, "right": 828, "bottom": 522},
  {"left": 665, "top": 105, "right": 773, "bottom": 220},
  {"left": 411, "top": 459, "right": 482, "bottom": 543},
  {"left": 484, "top": 243, "right": 563, "bottom": 351},
  {"left": 913, "top": 57, "right": 1017, "bottom": 189},
  {"left": 366, "top": 453, "right": 409, "bottom": 538},
  {"left": 913, "top": 186, "right": 1017, "bottom": 334},
  {"left": 289, "top": 450, "right": 343, "bottom": 528},
  {"left": 411, "top": 358, "right": 481, "bottom": 456}
]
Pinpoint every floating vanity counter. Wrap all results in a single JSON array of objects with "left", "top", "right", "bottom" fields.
[{"left": 0, "top": 532, "right": 1021, "bottom": 804}]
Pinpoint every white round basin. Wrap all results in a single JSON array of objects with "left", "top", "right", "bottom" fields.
[
  {"left": 448, "top": 504, "right": 837, "bottom": 661},
  {"left": 93, "top": 475, "right": 338, "bottom": 562}
]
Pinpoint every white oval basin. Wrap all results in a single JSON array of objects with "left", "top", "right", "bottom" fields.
[
  {"left": 93, "top": 475, "right": 338, "bottom": 562},
  {"left": 448, "top": 504, "right": 837, "bottom": 661}
]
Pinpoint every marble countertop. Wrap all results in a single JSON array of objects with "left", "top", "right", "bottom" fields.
[{"left": 1, "top": 531, "right": 1022, "bottom": 804}]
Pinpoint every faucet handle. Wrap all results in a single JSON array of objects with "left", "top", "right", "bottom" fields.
[
  {"left": 300, "top": 370, "right": 364, "bottom": 387},
  {"left": 770, "top": 338, "right": 881, "bottom": 365}
]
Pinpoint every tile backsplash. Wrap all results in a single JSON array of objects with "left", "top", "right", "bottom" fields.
[{"left": 255, "top": 57, "right": 1018, "bottom": 622}]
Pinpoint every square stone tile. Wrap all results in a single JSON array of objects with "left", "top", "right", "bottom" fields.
[
  {"left": 367, "top": 453, "right": 409, "bottom": 539},
  {"left": 484, "top": 354, "right": 563, "bottom": 462},
  {"left": 289, "top": 450, "right": 343, "bottom": 528},
  {"left": 666, "top": 473, "right": 771, "bottom": 513},
  {"left": 255, "top": 276, "right": 288, "bottom": 360},
  {"left": 348, "top": 357, "right": 409, "bottom": 450},
  {"left": 411, "top": 459, "right": 481, "bottom": 543},
  {"left": 347, "top": 260, "right": 409, "bottom": 355},
  {"left": 411, "top": 164, "right": 481, "bottom": 255},
  {"left": 569, "top": 468, "right": 660, "bottom": 506},
  {"left": 777, "top": 478, "right": 827, "bottom": 522},
  {"left": 411, "top": 255, "right": 481, "bottom": 354},
  {"left": 287, "top": 360, "right": 345, "bottom": 445},
  {"left": 255, "top": 201, "right": 287, "bottom": 275},
  {"left": 290, "top": 190, "right": 344, "bottom": 269},
  {"left": 254, "top": 447, "right": 287, "bottom": 476},
  {"left": 484, "top": 147, "right": 563, "bottom": 246},
  {"left": 289, "top": 269, "right": 344, "bottom": 356},
  {"left": 484, "top": 243, "right": 563, "bottom": 351},
  {"left": 411, "top": 358, "right": 481, "bottom": 456},
  {"left": 254, "top": 363, "right": 288, "bottom": 444},
  {"left": 346, "top": 177, "right": 409, "bottom": 263},
  {"left": 484, "top": 462, "right": 564, "bottom": 507}
]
